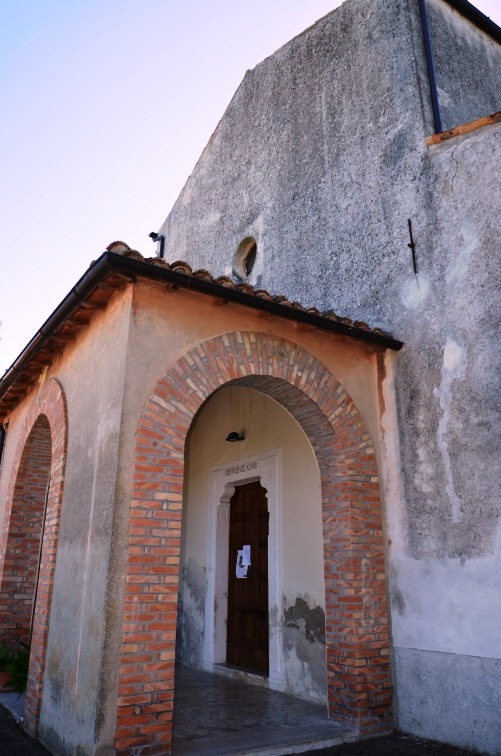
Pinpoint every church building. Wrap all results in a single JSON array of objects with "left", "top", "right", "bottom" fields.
[{"left": 0, "top": 0, "right": 499, "bottom": 754}]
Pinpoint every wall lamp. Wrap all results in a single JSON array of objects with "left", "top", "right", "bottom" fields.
[
  {"left": 149, "top": 231, "right": 165, "bottom": 260},
  {"left": 226, "top": 431, "right": 245, "bottom": 442}
]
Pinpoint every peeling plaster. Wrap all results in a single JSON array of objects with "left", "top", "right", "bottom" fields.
[
  {"left": 177, "top": 558, "right": 206, "bottom": 666},
  {"left": 427, "top": 224, "right": 477, "bottom": 527},
  {"left": 445, "top": 223, "right": 476, "bottom": 288},
  {"left": 284, "top": 597, "right": 326, "bottom": 645},
  {"left": 433, "top": 338, "right": 466, "bottom": 524},
  {"left": 283, "top": 596, "right": 327, "bottom": 703},
  {"left": 391, "top": 518, "right": 501, "bottom": 658},
  {"left": 201, "top": 211, "right": 221, "bottom": 227},
  {"left": 413, "top": 444, "right": 436, "bottom": 496},
  {"left": 400, "top": 273, "right": 430, "bottom": 309},
  {"left": 378, "top": 351, "right": 407, "bottom": 560}
]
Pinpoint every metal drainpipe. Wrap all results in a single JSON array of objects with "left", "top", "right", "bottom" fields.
[
  {"left": 418, "top": 0, "right": 443, "bottom": 134},
  {"left": 30, "top": 472, "right": 51, "bottom": 643},
  {"left": 0, "top": 425, "right": 5, "bottom": 471},
  {"left": 149, "top": 232, "right": 165, "bottom": 259},
  {"left": 158, "top": 234, "right": 165, "bottom": 260}
]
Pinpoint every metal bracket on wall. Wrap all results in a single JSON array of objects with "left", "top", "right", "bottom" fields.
[{"left": 407, "top": 219, "right": 418, "bottom": 275}]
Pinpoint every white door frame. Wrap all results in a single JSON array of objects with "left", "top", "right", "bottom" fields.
[{"left": 203, "top": 448, "right": 284, "bottom": 690}]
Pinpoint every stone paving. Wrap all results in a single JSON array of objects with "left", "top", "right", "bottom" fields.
[
  {"left": 0, "top": 666, "right": 475, "bottom": 755},
  {"left": 0, "top": 704, "right": 49, "bottom": 755},
  {"left": 172, "top": 665, "right": 357, "bottom": 755}
]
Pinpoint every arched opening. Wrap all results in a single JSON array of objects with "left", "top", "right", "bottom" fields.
[
  {"left": 0, "top": 379, "right": 67, "bottom": 737},
  {"left": 116, "top": 332, "right": 392, "bottom": 754},
  {"left": 232, "top": 237, "right": 257, "bottom": 281},
  {"left": 0, "top": 416, "right": 52, "bottom": 648},
  {"left": 179, "top": 386, "right": 327, "bottom": 703}
]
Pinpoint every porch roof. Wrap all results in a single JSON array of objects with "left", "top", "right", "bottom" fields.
[{"left": 0, "top": 245, "right": 403, "bottom": 417}]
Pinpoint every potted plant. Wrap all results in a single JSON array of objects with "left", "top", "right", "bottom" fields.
[{"left": 0, "top": 640, "right": 30, "bottom": 696}]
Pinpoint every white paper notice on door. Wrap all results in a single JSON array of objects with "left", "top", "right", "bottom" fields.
[
  {"left": 236, "top": 550, "right": 248, "bottom": 578},
  {"left": 242, "top": 544, "right": 251, "bottom": 566}
]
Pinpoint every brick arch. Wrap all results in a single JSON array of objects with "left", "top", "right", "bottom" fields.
[
  {"left": 116, "top": 332, "right": 391, "bottom": 754},
  {"left": 0, "top": 378, "right": 67, "bottom": 736}
]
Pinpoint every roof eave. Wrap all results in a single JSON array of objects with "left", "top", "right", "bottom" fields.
[
  {"left": 443, "top": 0, "right": 501, "bottom": 43},
  {"left": 0, "top": 251, "right": 403, "bottom": 415}
]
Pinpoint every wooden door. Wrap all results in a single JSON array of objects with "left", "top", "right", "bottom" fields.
[{"left": 227, "top": 481, "right": 269, "bottom": 674}]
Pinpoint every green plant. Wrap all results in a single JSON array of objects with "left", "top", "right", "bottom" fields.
[{"left": 0, "top": 640, "right": 30, "bottom": 695}]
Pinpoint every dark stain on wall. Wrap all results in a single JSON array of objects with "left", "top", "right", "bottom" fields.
[
  {"left": 284, "top": 597, "right": 326, "bottom": 645},
  {"left": 176, "top": 558, "right": 206, "bottom": 666},
  {"left": 283, "top": 597, "right": 327, "bottom": 698},
  {"left": 391, "top": 587, "right": 407, "bottom": 616}
]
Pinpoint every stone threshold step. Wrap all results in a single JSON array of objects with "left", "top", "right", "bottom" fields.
[{"left": 173, "top": 727, "right": 358, "bottom": 755}]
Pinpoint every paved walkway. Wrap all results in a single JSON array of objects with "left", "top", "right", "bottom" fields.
[
  {"left": 0, "top": 666, "right": 474, "bottom": 755},
  {"left": 172, "top": 665, "right": 357, "bottom": 755}
]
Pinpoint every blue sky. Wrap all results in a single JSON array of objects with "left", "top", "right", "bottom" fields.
[{"left": 1, "top": 0, "right": 499, "bottom": 373}]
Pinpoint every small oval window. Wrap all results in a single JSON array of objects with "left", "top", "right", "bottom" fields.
[{"left": 232, "top": 237, "right": 257, "bottom": 281}]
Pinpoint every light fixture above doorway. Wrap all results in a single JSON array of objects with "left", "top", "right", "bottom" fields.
[{"left": 226, "top": 431, "right": 245, "bottom": 442}]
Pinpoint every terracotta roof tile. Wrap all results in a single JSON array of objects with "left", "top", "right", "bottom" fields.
[
  {"left": 0, "top": 247, "right": 402, "bottom": 417},
  {"left": 131, "top": 253, "right": 387, "bottom": 338}
]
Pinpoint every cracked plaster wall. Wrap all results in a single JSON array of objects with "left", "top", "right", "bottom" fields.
[{"left": 159, "top": 0, "right": 501, "bottom": 749}]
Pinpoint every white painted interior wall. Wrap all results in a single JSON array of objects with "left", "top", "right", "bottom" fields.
[{"left": 179, "top": 385, "right": 327, "bottom": 702}]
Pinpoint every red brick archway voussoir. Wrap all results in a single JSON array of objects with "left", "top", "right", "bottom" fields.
[
  {"left": 116, "top": 332, "right": 391, "bottom": 754},
  {"left": 0, "top": 378, "right": 67, "bottom": 737}
]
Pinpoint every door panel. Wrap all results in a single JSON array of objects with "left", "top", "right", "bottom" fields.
[{"left": 227, "top": 481, "right": 269, "bottom": 674}]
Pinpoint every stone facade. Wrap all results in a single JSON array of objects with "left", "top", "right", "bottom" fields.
[
  {"left": 158, "top": 1, "right": 501, "bottom": 752},
  {"left": 0, "top": 1, "right": 500, "bottom": 754}
]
